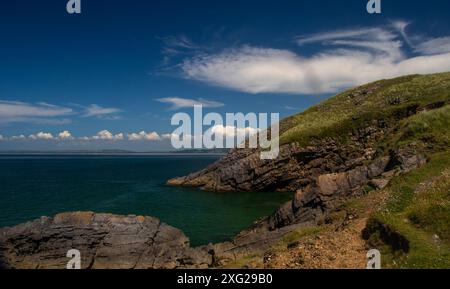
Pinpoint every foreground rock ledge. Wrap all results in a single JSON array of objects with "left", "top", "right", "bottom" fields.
[
  {"left": 0, "top": 210, "right": 316, "bottom": 269},
  {"left": 0, "top": 212, "right": 212, "bottom": 269}
]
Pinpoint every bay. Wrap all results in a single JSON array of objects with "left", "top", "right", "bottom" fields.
[{"left": 0, "top": 155, "right": 291, "bottom": 246}]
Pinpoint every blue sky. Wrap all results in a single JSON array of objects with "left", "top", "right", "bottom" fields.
[{"left": 1, "top": 0, "right": 450, "bottom": 151}]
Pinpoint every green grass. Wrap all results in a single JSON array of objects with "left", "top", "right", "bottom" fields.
[
  {"left": 384, "top": 153, "right": 450, "bottom": 213},
  {"left": 222, "top": 253, "right": 262, "bottom": 269},
  {"left": 397, "top": 105, "right": 450, "bottom": 148},
  {"left": 366, "top": 152, "right": 450, "bottom": 268},
  {"left": 270, "top": 226, "right": 326, "bottom": 253},
  {"left": 279, "top": 226, "right": 324, "bottom": 245},
  {"left": 407, "top": 169, "right": 450, "bottom": 241},
  {"left": 369, "top": 214, "right": 450, "bottom": 268},
  {"left": 279, "top": 72, "right": 450, "bottom": 147}
]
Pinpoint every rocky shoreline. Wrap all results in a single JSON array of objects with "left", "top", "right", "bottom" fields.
[{"left": 0, "top": 210, "right": 313, "bottom": 269}]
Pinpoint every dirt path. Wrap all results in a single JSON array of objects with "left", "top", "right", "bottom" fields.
[{"left": 264, "top": 218, "right": 368, "bottom": 269}]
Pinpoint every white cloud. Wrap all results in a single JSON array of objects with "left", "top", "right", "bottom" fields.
[
  {"left": 161, "top": 35, "right": 199, "bottom": 55},
  {"left": 297, "top": 27, "right": 399, "bottom": 47},
  {"left": 293, "top": 25, "right": 404, "bottom": 61},
  {"left": 391, "top": 20, "right": 412, "bottom": 46},
  {"left": 0, "top": 101, "right": 73, "bottom": 124},
  {"left": 159, "top": 35, "right": 202, "bottom": 66},
  {"left": 83, "top": 104, "right": 122, "bottom": 118},
  {"left": 162, "top": 133, "right": 176, "bottom": 140},
  {"left": 128, "top": 131, "right": 161, "bottom": 141},
  {"left": 180, "top": 23, "right": 450, "bottom": 94},
  {"left": 10, "top": 135, "right": 26, "bottom": 141},
  {"left": 0, "top": 101, "right": 124, "bottom": 124},
  {"left": 114, "top": 133, "right": 125, "bottom": 141},
  {"left": 7, "top": 130, "right": 74, "bottom": 141},
  {"left": 156, "top": 97, "right": 224, "bottom": 110},
  {"left": 58, "top": 130, "right": 74, "bottom": 140},
  {"left": 2, "top": 130, "right": 168, "bottom": 142},
  {"left": 210, "top": 125, "right": 259, "bottom": 138},
  {"left": 284, "top": 106, "right": 301, "bottom": 111},
  {"left": 29, "top": 132, "right": 54, "bottom": 140},
  {"left": 91, "top": 130, "right": 124, "bottom": 141},
  {"left": 415, "top": 37, "right": 450, "bottom": 55},
  {"left": 163, "top": 125, "right": 259, "bottom": 145}
]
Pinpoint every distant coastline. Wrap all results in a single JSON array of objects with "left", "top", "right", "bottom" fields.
[{"left": 0, "top": 148, "right": 229, "bottom": 157}]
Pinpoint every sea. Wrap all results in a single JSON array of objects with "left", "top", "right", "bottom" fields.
[{"left": 0, "top": 154, "right": 291, "bottom": 246}]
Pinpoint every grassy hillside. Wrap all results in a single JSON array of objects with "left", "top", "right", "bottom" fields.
[{"left": 279, "top": 72, "right": 450, "bottom": 150}]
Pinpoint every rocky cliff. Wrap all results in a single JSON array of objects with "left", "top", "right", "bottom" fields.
[{"left": 168, "top": 140, "right": 380, "bottom": 193}]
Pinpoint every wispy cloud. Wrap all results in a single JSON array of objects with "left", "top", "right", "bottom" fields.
[
  {"left": 296, "top": 25, "right": 404, "bottom": 60},
  {"left": 156, "top": 97, "right": 224, "bottom": 110},
  {"left": 161, "top": 35, "right": 199, "bottom": 54},
  {"left": 0, "top": 101, "right": 123, "bottom": 125},
  {"left": 159, "top": 35, "right": 202, "bottom": 66},
  {"left": 414, "top": 37, "right": 450, "bottom": 55},
  {"left": 391, "top": 20, "right": 412, "bottom": 46},
  {"left": 284, "top": 106, "right": 302, "bottom": 111},
  {"left": 0, "top": 100, "right": 74, "bottom": 124},
  {"left": 83, "top": 104, "right": 122, "bottom": 119},
  {"left": 178, "top": 22, "right": 450, "bottom": 94}
]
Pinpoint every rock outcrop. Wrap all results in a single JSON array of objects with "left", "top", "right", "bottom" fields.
[
  {"left": 0, "top": 212, "right": 212, "bottom": 269},
  {"left": 267, "top": 157, "right": 391, "bottom": 230},
  {"left": 168, "top": 136, "right": 383, "bottom": 193},
  {"left": 265, "top": 148, "right": 427, "bottom": 230}
]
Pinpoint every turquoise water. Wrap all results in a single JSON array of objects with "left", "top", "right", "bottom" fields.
[{"left": 0, "top": 155, "right": 291, "bottom": 246}]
